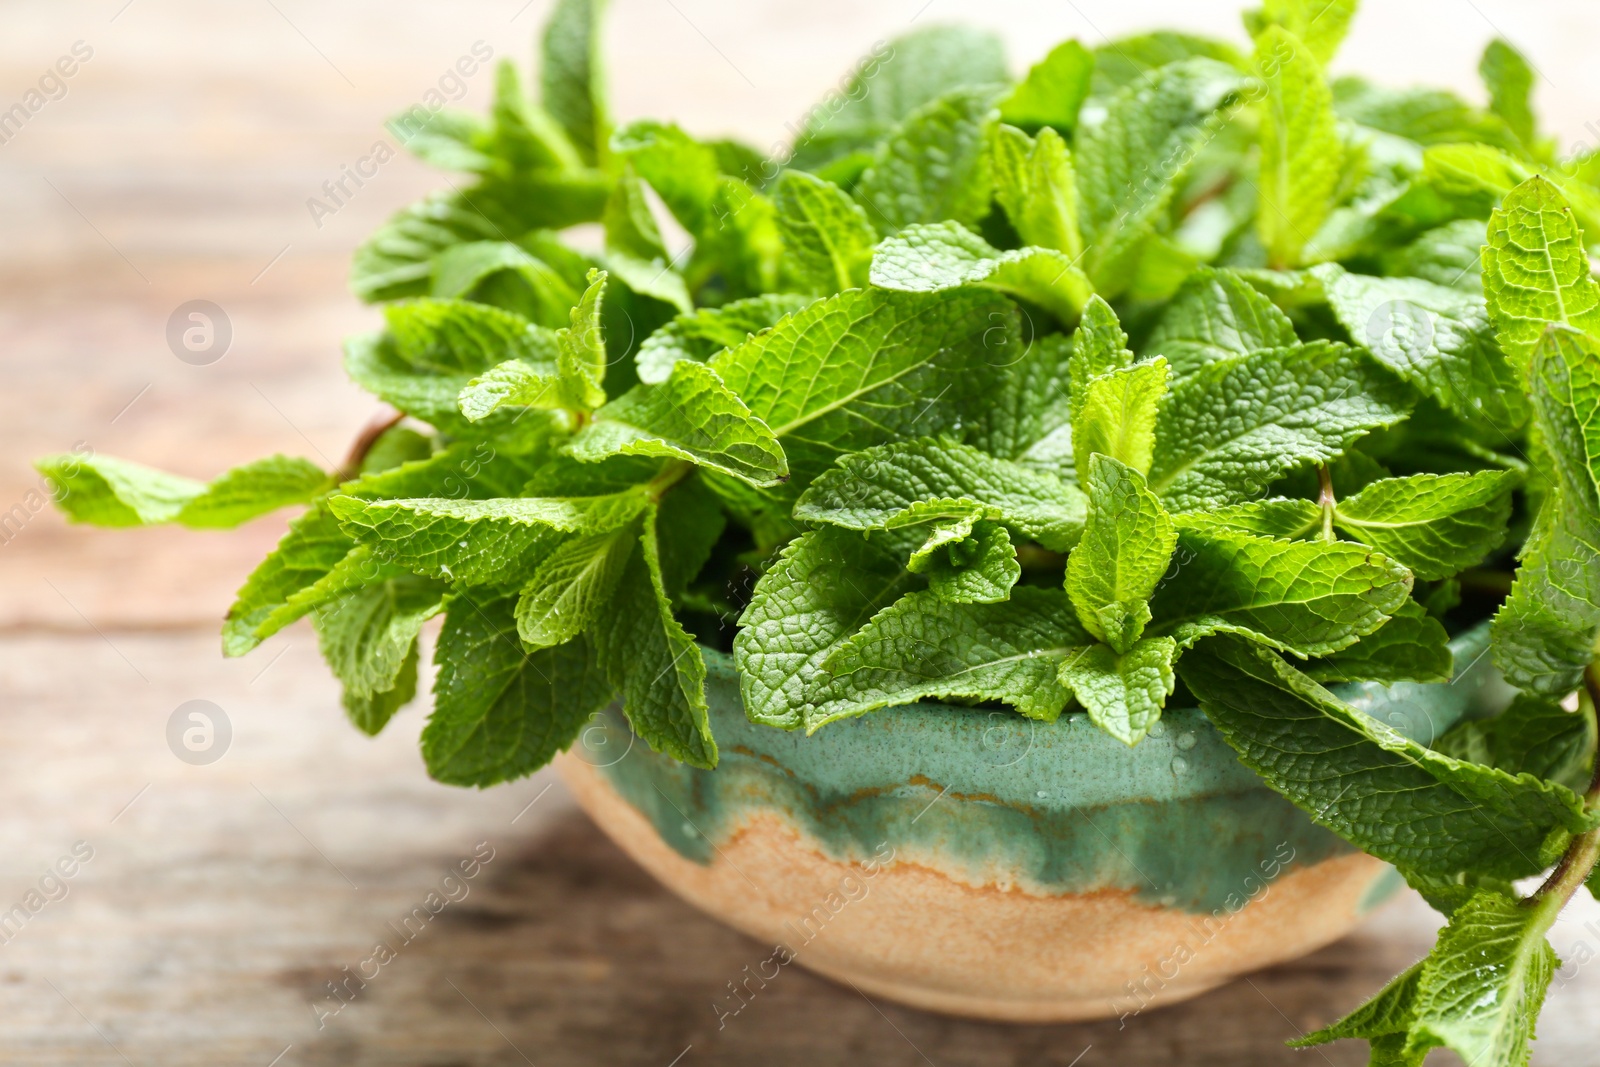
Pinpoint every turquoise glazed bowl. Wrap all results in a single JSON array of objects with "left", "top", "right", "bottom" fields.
[{"left": 556, "top": 625, "right": 1507, "bottom": 1022}]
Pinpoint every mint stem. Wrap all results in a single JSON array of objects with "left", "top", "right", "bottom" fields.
[{"left": 1533, "top": 663, "right": 1600, "bottom": 907}]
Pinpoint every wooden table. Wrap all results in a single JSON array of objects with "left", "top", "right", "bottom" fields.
[{"left": 2, "top": 1, "right": 1598, "bottom": 1062}]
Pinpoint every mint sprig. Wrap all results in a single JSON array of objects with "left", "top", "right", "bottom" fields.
[{"left": 37, "top": 1, "right": 1600, "bottom": 1059}]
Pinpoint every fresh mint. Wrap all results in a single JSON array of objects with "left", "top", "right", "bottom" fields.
[{"left": 39, "top": 1, "right": 1600, "bottom": 1058}]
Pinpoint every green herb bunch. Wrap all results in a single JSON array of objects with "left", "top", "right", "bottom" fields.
[{"left": 37, "top": 0, "right": 1600, "bottom": 1060}]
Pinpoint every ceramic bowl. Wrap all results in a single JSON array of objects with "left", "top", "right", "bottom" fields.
[{"left": 556, "top": 625, "right": 1507, "bottom": 1023}]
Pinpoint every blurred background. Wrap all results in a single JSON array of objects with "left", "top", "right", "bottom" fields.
[{"left": 2, "top": 1, "right": 1599, "bottom": 1064}]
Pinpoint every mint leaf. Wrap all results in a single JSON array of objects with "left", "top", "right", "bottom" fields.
[
  {"left": 1315, "top": 264, "right": 1528, "bottom": 431},
  {"left": 328, "top": 491, "right": 646, "bottom": 586},
  {"left": 1181, "top": 636, "right": 1594, "bottom": 880},
  {"left": 1254, "top": 27, "right": 1344, "bottom": 268},
  {"left": 568, "top": 359, "right": 787, "bottom": 486},
  {"left": 1143, "top": 267, "right": 1298, "bottom": 379},
  {"left": 345, "top": 644, "right": 420, "bottom": 738},
  {"left": 350, "top": 191, "right": 503, "bottom": 303},
  {"left": 457, "top": 356, "right": 564, "bottom": 422},
  {"left": 789, "top": 25, "right": 1008, "bottom": 171},
  {"left": 1380, "top": 219, "right": 1490, "bottom": 295},
  {"left": 1436, "top": 693, "right": 1597, "bottom": 791},
  {"left": 1253, "top": 0, "right": 1357, "bottom": 65},
  {"left": 431, "top": 241, "right": 579, "bottom": 328},
  {"left": 1147, "top": 341, "right": 1413, "bottom": 512},
  {"left": 1304, "top": 600, "right": 1454, "bottom": 685},
  {"left": 1151, "top": 527, "right": 1411, "bottom": 656},
  {"left": 1060, "top": 636, "right": 1177, "bottom": 745},
  {"left": 965, "top": 334, "right": 1075, "bottom": 473},
  {"left": 39, "top": 454, "right": 328, "bottom": 529},
  {"left": 1076, "top": 59, "right": 1248, "bottom": 295},
  {"left": 634, "top": 294, "right": 810, "bottom": 385},
  {"left": 773, "top": 170, "right": 877, "bottom": 295},
  {"left": 823, "top": 587, "right": 1085, "bottom": 723},
  {"left": 1000, "top": 40, "right": 1092, "bottom": 133},
  {"left": 1291, "top": 964, "right": 1424, "bottom": 1059},
  {"left": 710, "top": 288, "right": 1017, "bottom": 491},
  {"left": 488, "top": 58, "right": 584, "bottom": 173},
  {"left": 1175, "top": 496, "right": 1321, "bottom": 539},
  {"left": 389, "top": 107, "right": 492, "bottom": 173},
  {"left": 990, "top": 124, "right": 1081, "bottom": 258},
  {"left": 556, "top": 268, "right": 609, "bottom": 411},
  {"left": 1334, "top": 471, "right": 1516, "bottom": 580},
  {"left": 540, "top": 0, "right": 610, "bottom": 166},
  {"left": 793, "top": 437, "right": 1086, "bottom": 551},
  {"left": 869, "top": 221, "right": 1090, "bottom": 326},
  {"left": 855, "top": 85, "right": 1004, "bottom": 235},
  {"left": 1480, "top": 38, "right": 1542, "bottom": 159},
  {"left": 425, "top": 590, "right": 612, "bottom": 786},
  {"left": 1494, "top": 327, "right": 1600, "bottom": 695},
  {"left": 600, "top": 165, "right": 693, "bottom": 315},
  {"left": 592, "top": 505, "right": 716, "bottom": 766},
  {"left": 313, "top": 577, "right": 445, "bottom": 734},
  {"left": 907, "top": 518, "right": 1019, "bottom": 604},
  {"left": 1483, "top": 175, "right": 1600, "bottom": 371},
  {"left": 1073, "top": 358, "right": 1169, "bottom": 483},
  {"left": 1066, "top": 455, "right": 1177, "bottom": 652},
  {"left": 1405, "top": 889, "right": 1559, "bottom": 1067},
  {"left": 1068, "top": 295, "right": 1134, "bottom": 426},
  {"left": 514, "top": 522, "right": 637, "bottom": 650},
  {"left": 1089, "top": 32, "right": 1247, "bottom": 96},
  {"left": 221, "top": 504, "right": 371, "bottom": 657},
  {"left": 734, "top": 528, "right": 924, "bottom": 730}
]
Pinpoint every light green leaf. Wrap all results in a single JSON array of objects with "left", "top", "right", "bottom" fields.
[
  {"left": 1291, "top": 964, "right": 1424, "bottom": 1062},
  {"left": 823, "top": 587, "right": 1086, "bottom": 724},
  {"left": 1148, "top": 341, "right": 1413, "bottom": 512},
  {"left": 1480, "top": 38, "right": 1541, "bottom": 158},
  {"left": 1379, "top": 219, "right": 1490, "bottom": 295},
  {"left": 568, "top": 359, "right": 787, "bottom": 486},
  {"left": 1314, "top": 264, "right": 1528, "bottom": 431},
  {"left": 990, "top": 125, "right": 1082, "bottom": 258},
  {"left": 734, "top": 527, "right": 925, "bottom": 730},
  {"left": 1304, "top": 600, "right": 1454, "bottom": 685},
  {"left": 1152, "top": 526, "right": 1412, "bottom": 656},
  {"left": 1333, "top": 471, "right": 1516, "bottom": 580},
  {"left": 457, "top": 358, "right": 564, "bottom": 422},
  {"left": 908, "top": 518, "right": 1019, "bottom": 604},
  {"left": 1254, "top": 27, "right": 1343, "bottom": 268},
  {"left": 1068, "top": 295, "right": 1134, "bottom": 427},
  {"left": 488, "top": 58, "right": 585, "bottom": 174},
  {"left": 38, "top": 453, "right": 329, "bottom": 529},
  {"left": 1483, "top": 176, "right": 1600, "bottom": 372},
  {"left": 1089, "top": 32, "right": 1247, "bottom": 97},
  {"left": 855, "top": 85, "right": 1005, "bottom": 236},
  {"left": 591, "top": 505, "right": 716, "bottom": 767},
  {"left": 328, "top": 490, "right": 646, "bottom": 586},
  {"left": 1180, "top": 636, "right": 1594, "bottom": 880},
  {"left": 1076, "top": 59, "right": 1249, "bottom": 296},
  {"left": 313, "top": 577, "right": 445, "bottom": 733},
  {"left": 425, "top": 591, "right": 612, "bottom": 787},
  {"left": 1073, "top": 358, "right": 1169, "bottom": 483},
  {"left": 1000, "top": 40, "right": 1093, "bottom": 133},
  {"left": 431, "top": 241, "right": 579, "bottom": 328},
  {"left": 388, "top": 107, "right": 492, "bottom": 173},
  {"left": 1406, "top": 889, "right": 1559, "bottom": 1067},
  {"left": 869, "top": 221, "right": 1090, "bottom": 326},
  {"left": 1436, "top": 694, "right": 1597, "bottom": 792},
  {"left": 1254, "top": 0, "right": 1358, "bottom": 65},
  {"left": 514, "top": 522, "right": 638, "bottom": 650},
  {"left": 1067, "top": 455, "right": 1176, "bottom": 652},
  {"left": 540, "top": 0, "right": 610, "bottom": 166},
  {"left": 350, "top": 190, "right": 503, "bottom": 303},
  {"left": 773, "top": 170, "right": 877, "bottom": 295},
  {"left": 600, "top": 164, "right": 693, "bottom": 314},
  {"left": 788, "top": 26, "right": 1009, "bottom": 171},
  {"left": 556, "top": 268, "right": 609, "bottom": 411},
  {"left": 709, "top": 287, "right": 1017, "bottom": 491},
  {"left": 1175, "top": 496, "right": 1321, "bottom": 539},
  {"left": 635, "top": 293, "right": 811, "bottom": 385},
  {"left": 1144, "top": 267, "right": 1299, "bottom": 379},
  {"left": 793, "top": 437, "right": 1086, "bottom": 552},
  {"left": 343, "top": 643, "right": 420, "bottom": 739},
  {"left": 1060, "top": 636, "right": 1177, "bottom": 745},
  {"left": 1493, "top": 327, "right": 1600, "bottom": 696}
]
